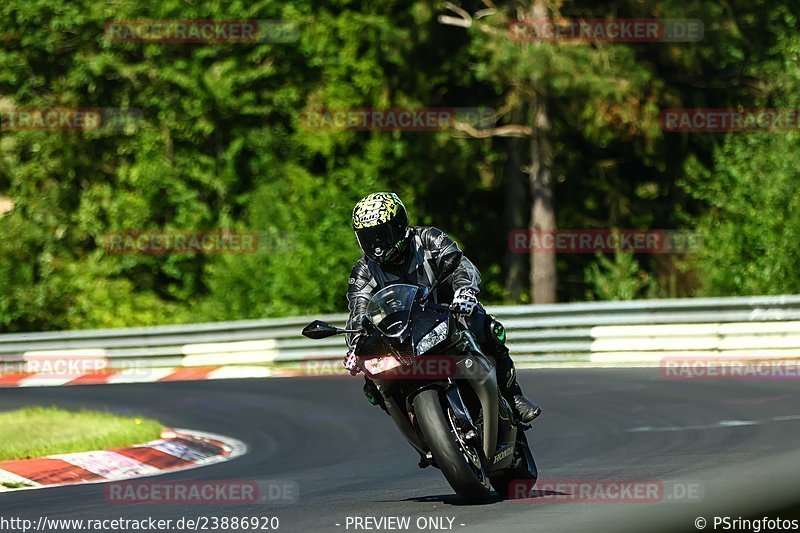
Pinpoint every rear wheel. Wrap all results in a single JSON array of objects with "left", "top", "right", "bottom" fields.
[
  {"left": 490, "top": 431, "right": 538, "bottom": 500},
  {"left": 413, "top": 389, "right": 492, "bottom": 503}
]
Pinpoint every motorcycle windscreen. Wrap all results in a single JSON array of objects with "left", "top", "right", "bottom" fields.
[{"left": 365, "top": 284, "right": 418, "bottom": 337}]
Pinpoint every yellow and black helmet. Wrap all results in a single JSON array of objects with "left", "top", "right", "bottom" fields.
[{"left": 352, "top": 192, "right": 410, "bottom": 264}]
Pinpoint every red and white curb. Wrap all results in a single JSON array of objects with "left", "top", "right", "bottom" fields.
[
  {"left": 0, "top": 362, "right": 676, "bottom": 389},
  {"left": 11, "top": 358, "right": 796, "bottom": 389},
  {"left": 0, "top": 428, "right": 246, "bottom": 492},
  {"left": 0, "top": 365, "right": 301, "bottom": 388}
]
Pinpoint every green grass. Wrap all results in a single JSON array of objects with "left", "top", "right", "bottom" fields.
[
  {"left": 1, "top": 481, "right": 33, "bottom": 489},
  {"left": 0, "top": 407, "right": 162, "bottom": 461}
]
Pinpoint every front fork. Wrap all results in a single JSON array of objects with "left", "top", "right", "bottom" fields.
[{"left": 440, "top": 333, "right": 520, "bottom": 472}]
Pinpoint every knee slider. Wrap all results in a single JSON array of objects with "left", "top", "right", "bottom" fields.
[{"left": 486, "top": 314, "right": 507, "bottom": 348}]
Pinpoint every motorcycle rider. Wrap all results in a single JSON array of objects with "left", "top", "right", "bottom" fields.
[{"left": 343, "top": 192, "right": 541, "bottom": 423}]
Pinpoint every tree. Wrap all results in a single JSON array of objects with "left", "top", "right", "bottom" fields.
[
  {"left": 679, "top": 3, "right": 800, "bottom": 295},
  {"left": 439, "top": 0, "right": 662, "bottom": 303}
]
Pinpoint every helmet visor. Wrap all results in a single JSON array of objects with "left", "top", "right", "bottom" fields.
[{"left": 355, "top": 222, "right": 406, "bottom": 263}]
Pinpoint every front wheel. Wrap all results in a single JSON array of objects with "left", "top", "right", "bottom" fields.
[{"left": 413, "top": 389, "right": 492, "bottom": 503}]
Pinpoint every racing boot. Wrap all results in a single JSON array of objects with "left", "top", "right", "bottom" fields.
[{"left": 500, "top": 364, "right": 542, "bottom": 423}]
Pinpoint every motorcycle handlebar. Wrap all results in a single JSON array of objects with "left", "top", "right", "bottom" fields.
[{"left": 425, "top": 298, "right": 471, "bottom": 317}]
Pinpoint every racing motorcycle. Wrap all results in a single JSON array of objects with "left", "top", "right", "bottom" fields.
[{"left": 302, "top": 258, "right": 538, "bottom": 503}]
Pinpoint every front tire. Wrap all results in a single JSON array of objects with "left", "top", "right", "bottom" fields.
[{"left": 413, "top": 389, "right": 492, "bottom": 503}]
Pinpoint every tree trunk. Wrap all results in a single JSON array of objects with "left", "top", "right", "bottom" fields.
[
  {"left": 529, "top": 87, "right": 556, "bottom": 304},
  {"left": 504, "top": 112, "right": 528, "bottom": 301}
]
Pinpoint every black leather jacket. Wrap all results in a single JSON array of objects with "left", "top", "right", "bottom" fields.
[{"left": 345, "top": 226, "right": 481, "bottom": 349}]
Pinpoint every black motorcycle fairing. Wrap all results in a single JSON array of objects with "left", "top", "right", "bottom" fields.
[
  {"left": 357, "top": 294, "right": 453, "bottom": 368},
  {"left": 355, "top": 326, "right": 392, "bottom": 359},
  {"left": 409, "top": 300, "right": 451, "bottom": 352}
]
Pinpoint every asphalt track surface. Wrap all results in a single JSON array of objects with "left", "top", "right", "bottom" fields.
[{"left": 2, "top": 369, "right": 800, "bottom": 533}]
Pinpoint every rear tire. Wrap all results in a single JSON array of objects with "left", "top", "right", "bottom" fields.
[
  {"left": 413, "top": 389, "right": 492, "bottom": 503},
  {"left": 490, "top": 431, "right": 538, "bottom": 500}
]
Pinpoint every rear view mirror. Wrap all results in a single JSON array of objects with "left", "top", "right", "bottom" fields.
[{"left": 302, "top": 320, "right": 342, "bottom": 339}]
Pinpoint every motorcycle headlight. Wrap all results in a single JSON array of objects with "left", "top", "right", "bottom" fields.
[{"left": 415, "top": 321, "right": 449, "bottom": 354}]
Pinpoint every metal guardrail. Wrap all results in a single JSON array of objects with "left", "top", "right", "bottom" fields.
[{"left": 2, "top": 295, "right": 800, "bottom": 369}]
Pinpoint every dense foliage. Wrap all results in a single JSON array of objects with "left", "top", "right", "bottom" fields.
[{"left": 0, "top": 0, "right": 797, "bottom": 331}]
